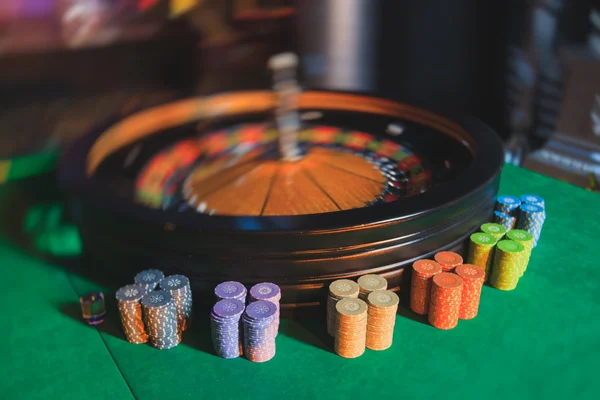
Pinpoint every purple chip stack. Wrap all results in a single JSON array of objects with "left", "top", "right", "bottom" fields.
[
  {"left": 210, "top": 299, "right": 245, "bottom": 359},
  {"left": 249, "top": 282, "right": 281, "bottom": 336},
  {"left": 214, "top": 281, "right": 247, "bottom": 303},
  {"left": 242, "top": 300, "right": 277, "bottom": 363}
]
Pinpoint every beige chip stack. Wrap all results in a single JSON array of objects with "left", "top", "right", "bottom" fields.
[
  {"left": 326, "top": 279, "right": 359, "bottom": 336},
  {"left": 366, "top": 290, "right": 399, "bottom": 351},
  {"left": 357, "top": 275, "right": 388, "bottom": 301}
]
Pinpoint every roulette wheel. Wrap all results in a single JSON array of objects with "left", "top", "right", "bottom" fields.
[{"left": 60, "top": 55, "right": 504, "bottom": 316}]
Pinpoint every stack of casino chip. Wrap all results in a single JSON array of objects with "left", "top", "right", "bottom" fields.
[
  {"left": 326, "top": 279, "right": 359, "bottom": 336},
  {"left": 517, "top": 204, "right": 546, "bottom": 247},
  {"left": 434, "top": 251, "right": 463, "bottom": 272},
  {"left": 520, "top": 194, "right": 545, "bottom": 208},
  {"left": 334, "top": 298, "right": 368, "bottom": 358},
  {"left": 210, "top": 299, "right": 245, "bottom": 359},
  {"left": 214, "top": 281, "right": 247, "bottom": 303},
  {"left": 489, "top": 240, "right": 526, "bottom": 291},
  {"left": 454, "top": 264, "right": 485, "bottom": 320},
  {"left": 506, "top": 229, "right": 534, "bottom": 276},
  {"left": 410, "top": 259, "right": 442, "bottom": 315},
  {"left": 495, "top": 195, "right": 521, "bottom": 230},
  {"left": 115, "top": 284, "right": 149, "bottom": 344},
  {"left": 134, "top": 269, "right": 165, "bottom": 291},
  {"left": 466, "top": 232, "right": 496, "bottom": 280},
  {"left": 141, "top": 290, "right": 181, "bottom": 350},
  {"left": 357, "top": 274, "right": 387, "bottom": 301},
  {"left": 428, "top": 273, "right": 463, "bottom": 330},
  {"left": 159, "top": 275, "right": 193, "bottom": 331},
  {"left": 366, "top": 290, "right": 399, "bottom": 351},
  {"left": 493, "top": 211, "right": 517, "bottom": 231},
  {"left": 495, "top": 195, "right": 521, "bottom": 216},
  {"left": 249, "top": 282, "right": 281, "bottom": 335},
  {"left": 481, "top": 222, "right": 507, "bottom": 242},
  {"left": 242, "top": 300, "right": 278, "bottom": 362}
]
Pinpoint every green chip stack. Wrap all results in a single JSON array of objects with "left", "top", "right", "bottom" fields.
[
  {"left": 489, "top": 240, "right": 526, "bottom": 291},
  {"left": 506, "top": 230, "right": 534, "bottom": 276},
  {"left": 480, "top": 223, "right": 507, "bottom": 242},
  {"left": 467, "top": 232, "right": 496, "bottom": 280}
]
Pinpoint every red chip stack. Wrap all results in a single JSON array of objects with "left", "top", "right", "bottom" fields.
[
  {"left": 434, "top": 251, "right": 463, "bottom": 272},
  {"left": 410, "top": 260, "right": 442, "bottom": 315},
  {"left": 454, "top": 264, "right": 485, "bottom": 320},
  {"left": 428, "top": 273, "right": 463, "bottom": 330}
]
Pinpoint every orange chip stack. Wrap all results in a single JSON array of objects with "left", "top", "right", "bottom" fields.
[
  {"left": 366, "top": 290, "right": 399, "bottom": 351},
  {"left": 410, "top": 259, "right": 442, "bottom": 315},
  {"left": 454, "top": 264, "right": 485, "bottom": 320},
  {"left": 434, "top": 251, "right": 463, "bottom": 272},
  {"left": 428, "top": 273, "right": 463, "bottom": 330},
  {"left": 334, "top": 298, "right": 368, "bottom": 359}
]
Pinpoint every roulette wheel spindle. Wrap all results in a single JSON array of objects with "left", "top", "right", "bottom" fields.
[{"left": 268, "top": 52, "right": 302, "bottom": 162}]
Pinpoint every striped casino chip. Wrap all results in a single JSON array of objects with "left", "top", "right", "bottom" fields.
[
  {"left": 489, "top": 240, "right": 526, "bottom": 291},
  {"left": 517, "top": 204, "right": 546, "bottom": 247},
  {"left": 357, "top": 275, "right": 388, "bottom": 301},
  {"left": 506, "top": 230, "right": 534, "bottom": 276},
  {"left": 480, "top": 222, "right": 507, "bottom": 242},
  {"left": 211, "top": 299, "right": 245, "bottom": 359},
  {"left": 454, "top": 264, "right": 485, "bottom": 320},
  {"left": 141, "top": 290, "right": 180, "bottom": 350},
  {"left": 428, "top": 273, "right": 463, "bottom": 330},
  {"left": 495, "top": 195, "right": 521, "bottom": 216},
  {"left": 116, "top": 284, "right": 149, "bottom": 344},
  {"left": 366, "top": 290, "right": 398, "bottom": 351},
  {"left": 249, "top": 282, "right": 281, "bottom": 337},
  {"left": 159, "top": 275, "right": 193, "bottom": 332},
  {"left": 410, "top": 259, "right": 442, "bottom": 315},
  {"left": 434, "top": 251, "right": 463, "bottom": 272},
  {"left": 326, "top": 279, "right": 359, "bottom": 336},
  {"left": 519, "top": 194, "right": 545, "bottom": 209},
  {"left": 134, "top": 269, "right": 165, "bottom": 291},
  {"left": 243, "top": 301, "right": 278, "bottom": 363},
  {"left": 466, "top": 232, "right": 496, "bottom": 280},
  {"left": 493, "top": 211, "right": 517, "bottom": 231},
  {"left": 214, "top": 281, "right": 247, "bottom": 303},
  {"left": 334, "top": 298, "right": 368, "bottom": 359}
]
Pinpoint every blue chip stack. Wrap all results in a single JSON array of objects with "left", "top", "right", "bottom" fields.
[
  {"left": 493, "top": 211, "right": 517, "bottom": 231},
  {"left": 243, "top": 300, "right": 278, "bottom": 363},
  {"left": 495, "top": 195, "right": 521, "bottom": 230},
  {"left": 134, "top": 269, "right": 165, "bottom": 291},
  {"left": 517, "top": 204, "right": 546, "bottom": 247},
  {"left": 520, "top": 194, "right": 545, "bottom": 209},
  {"left": 214, "top": 281, "right": 247, "bottom": 303},
  {"left": 211, "top": 299, "right": 245, "bottom": 359},
  {"left": 249, "top": 282, "right": 281, "bottom": 336},
  {"left": 116, "top": 284, "right": 148, "bottom": 344},
  {"left": 159, "top": 275, "right": 193, "bottom": 331},
  {"left": 141, "top": 290, "right": 181, "bottom": 350}
]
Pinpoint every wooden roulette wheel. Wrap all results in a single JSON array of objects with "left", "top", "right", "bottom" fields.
[{"left": 60, "top": 57, "right": 504, "bottom": 317}]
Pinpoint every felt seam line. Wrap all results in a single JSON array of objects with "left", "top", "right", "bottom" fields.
[{"left": 64, "top": 272, "right": 138, "bottom": 400}]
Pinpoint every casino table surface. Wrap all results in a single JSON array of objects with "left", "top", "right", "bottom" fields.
[{"left": 1, "top": 164, "right": 599, "bottom": 400}]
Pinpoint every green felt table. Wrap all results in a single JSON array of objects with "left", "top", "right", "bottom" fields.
[{"left": 1, "top": 164, "right": 599, "bottom": 400}]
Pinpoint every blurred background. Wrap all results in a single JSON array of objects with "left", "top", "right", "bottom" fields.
[{"left": 1, "top": 0, "right": 600, "bottom": 192}]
